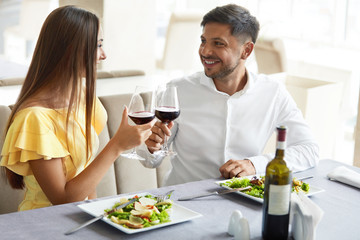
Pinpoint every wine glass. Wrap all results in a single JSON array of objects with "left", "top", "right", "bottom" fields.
[
  {"left": 154, "top": 85, "right": 180, "bottom": 156},
  {"left": 121, "top": 86, "right": 155, "bottom": 160}
]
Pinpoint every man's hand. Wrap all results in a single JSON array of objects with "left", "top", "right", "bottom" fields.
[
  {"left": 145, "top": 121, "right": 174, "bottom": 153},
  {"left": 219, "top": 159, "right": 256, "bottom": 179}
]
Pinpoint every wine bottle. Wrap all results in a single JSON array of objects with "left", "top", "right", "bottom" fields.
[{"left": 262, "top": 126, "right": 292, "bottom": 240}]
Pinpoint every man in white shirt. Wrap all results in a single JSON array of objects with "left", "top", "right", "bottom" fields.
[{"left": 140, "top": 4, "right": 319, "bottom": 186}]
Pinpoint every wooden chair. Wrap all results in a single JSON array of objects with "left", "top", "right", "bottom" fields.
[
  {"left": 157, "top": 11, "right": 203, "bottom": 72},
  {"left": 254, "top": 38, "right": 287, "bottom": 74}
]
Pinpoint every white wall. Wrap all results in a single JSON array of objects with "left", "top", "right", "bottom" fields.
[{"left": 102, "top": 0, "right": 157, "bottom": 73}]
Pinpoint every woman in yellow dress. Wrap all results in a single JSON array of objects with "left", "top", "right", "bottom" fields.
[{"left": 0, "top": 6, "right": 154, "bottom": 211}]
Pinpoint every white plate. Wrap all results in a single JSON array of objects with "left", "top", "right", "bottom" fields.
[
  {"left": 215, "top": 176, "right": 325, "bottom": 204},
  {"left": 77, "top": 192, "right": 202, "bottom": 234}
]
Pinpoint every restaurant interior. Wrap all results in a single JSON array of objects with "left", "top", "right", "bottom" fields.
[
  {"left": 1, "top": 0, "right": 360, "bottom": 165},
  {"left": 0, "top": 1, "right": 360, "bottom": 239}
]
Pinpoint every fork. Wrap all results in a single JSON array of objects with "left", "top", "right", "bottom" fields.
[{"left": 156, "top": 189, "right": 174, "bottom": 203}]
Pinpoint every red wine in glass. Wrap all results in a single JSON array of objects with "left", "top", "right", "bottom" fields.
[
  {"left": 129, "top": 111, "right": 155, "bottom": 125},
  {"left": 155, "top": 107, "right": 180, "bottom": 123},
  {"left": 121, "top": 85, "right": 155, "bottom": 161},
  {"left": 154, "top": 86, "right": 180, "bottom": 156}
]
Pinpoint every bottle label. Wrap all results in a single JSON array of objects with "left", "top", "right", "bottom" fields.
[
  {"left": 268, "top": 184, "right": 291, "bottom": 215},
  {"left": 276, "top": 141, "right": 286, "bottom": 150}
]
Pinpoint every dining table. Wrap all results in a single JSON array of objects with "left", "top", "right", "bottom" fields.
[{"left": 1, "top": 159, "right": 359, "bottom": 240}]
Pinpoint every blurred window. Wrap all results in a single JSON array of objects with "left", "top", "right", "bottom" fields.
[{"left": 346, "top": 0, "right": 360, "bottom": 46}]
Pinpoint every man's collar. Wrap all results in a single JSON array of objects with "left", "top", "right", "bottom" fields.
[{"left": 199, "top": 69, "right": 254, "bottom": 96}]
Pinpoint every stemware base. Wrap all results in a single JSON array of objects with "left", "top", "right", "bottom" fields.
[
  {"left": 120, "top": 153, "right": 145, "bottom": 161},
  {"left": 153, "top": 149, "right": 177, "bottom": 157}
]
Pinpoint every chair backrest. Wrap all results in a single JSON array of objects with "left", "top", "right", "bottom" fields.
[
  {"left": 0, "top": 77, "right": 25, "bottom": 86},
  {"left": 254, "top": 38, "right": 287, "bottom": 74},
  {"left": 110, "top": 70, "right": 145, "bottom": 78},
  {"left": 96, "top": 71, "right": 114, "bottom": 79},
  {"left": 158, "top": 11, "right": 203, "bottom": 72},
  {"left": 96, "top": 70, "right": 145, "bottom": 79},
  {"left": 98, "top": 94, "right": 158, "bottom": 193},
  {"left": 0, "top": 105, "right": 26, "bottom": 214}
]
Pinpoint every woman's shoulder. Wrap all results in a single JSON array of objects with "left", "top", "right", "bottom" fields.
[
  {"left": 12, "top": 107, "right": 63, "bottom": 132},
  {"left": 15, "top": 106, "right": 62, "bottom": 119},
  {"left": 1, "top": 106, "right": 70, "bottom": 171}
]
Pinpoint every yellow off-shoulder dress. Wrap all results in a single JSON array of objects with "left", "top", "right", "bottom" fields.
[{"left": 0, "top": 98, "right": 107, "bottom": 211}]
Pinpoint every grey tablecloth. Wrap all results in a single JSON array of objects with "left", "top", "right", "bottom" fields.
[{"left": 1, "top": 159, "right": 359, "bottom": 240}]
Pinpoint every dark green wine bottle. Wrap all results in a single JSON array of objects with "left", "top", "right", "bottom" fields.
[{"left": 262, "top": 126, "right": 292, "bottom": 240}]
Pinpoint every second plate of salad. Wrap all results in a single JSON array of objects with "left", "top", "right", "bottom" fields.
[{"left": 215, "top": 175, "right": 324, "bottom": 203}]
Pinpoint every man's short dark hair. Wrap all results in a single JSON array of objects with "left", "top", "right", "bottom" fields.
[{"left": 201, "top": 4, "right": 260, "bottom": 43}]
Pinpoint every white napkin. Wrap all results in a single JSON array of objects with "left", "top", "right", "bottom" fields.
[
  {"left": 290, "top": 192, "right": 324, "bottom": 240},
  {"left": 327, "top": 166, "right": 360, "bottom": 189}
]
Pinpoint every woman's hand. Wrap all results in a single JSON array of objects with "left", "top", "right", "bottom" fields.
[
  {"left": 112, "top": 106, "right": 155, "bottom": 153},
  {"left": 145, "top": 121, "right": 174, "bottom": 153}
]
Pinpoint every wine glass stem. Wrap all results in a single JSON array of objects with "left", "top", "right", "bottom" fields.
[
  {"left": 163, "top": 123, "right": 169, "bottom": 152},
  {"left": 163, "top": 136, "right": 169, "bottom": 152}
]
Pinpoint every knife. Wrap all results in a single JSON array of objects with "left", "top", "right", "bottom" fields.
[
  {"left": 297, "top": 176, "right": 313, "bottom": 181},
  {"left": 178, "top": 186, "right": 252, "bottom": 201},
  {"left": 65, "top": 198, "right": 137, "bottom": 235}
]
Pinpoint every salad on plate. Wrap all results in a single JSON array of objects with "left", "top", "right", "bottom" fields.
[
  {"left": 105, "top": 195, "right": 173, "bottom": 229},
  {"left": 219, "top": 176, "right": 310, "bottom": 199}
]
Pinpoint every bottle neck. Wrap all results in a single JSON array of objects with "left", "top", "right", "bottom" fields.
[
  {"left": 276, "top": 140, "right": 286, "bottom": 150},
  {"left": 275, "top": 141, "right": 286, "bottom": 159},
  {"left": 275, "top": 126, "right": 287, "bottom": 160}
]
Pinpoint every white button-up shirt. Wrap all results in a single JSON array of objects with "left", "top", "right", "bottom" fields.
[{"left": 139, "top": 71, "right": 319, "bottom": 186}]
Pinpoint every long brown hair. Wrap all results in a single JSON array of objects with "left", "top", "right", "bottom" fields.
[{"left": 3, "top": 5, "right": 99, "bottom": 189}]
